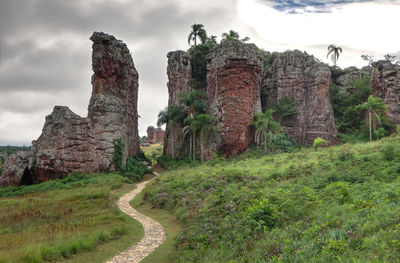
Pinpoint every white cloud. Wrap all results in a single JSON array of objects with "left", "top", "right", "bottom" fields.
[{"left": 237, "top": 0, "right": 400, "bottom": 67}]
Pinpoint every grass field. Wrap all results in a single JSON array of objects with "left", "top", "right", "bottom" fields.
[
  {"left": 146, "top": 136, "right": 400, "bottom": 262},
  {"left": 0, "top": 173, "right": 144, "bottom": 263}
]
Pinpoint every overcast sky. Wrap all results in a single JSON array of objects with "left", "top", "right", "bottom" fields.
[{"left": 0, "top": 0, "right": 399, "bottom": 146}]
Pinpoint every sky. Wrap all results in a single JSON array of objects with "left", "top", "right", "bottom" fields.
[{"left": 0, "top": 0, "right": 399, "bottom": 146}]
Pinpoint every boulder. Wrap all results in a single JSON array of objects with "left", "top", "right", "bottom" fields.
[{"left": 0, "top": 151, "right": 33, "bottom": 186}]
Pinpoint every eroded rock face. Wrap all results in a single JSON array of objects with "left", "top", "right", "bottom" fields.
[
  {"left": 207, "top": 40, "right": 263, "bottom": 157},
  {"left": 333, "top": 66, "right": 371, "bottom": 93},
  {"left": 0, "top": 32, "right": 140, "bottom": 186},
  {"left": 0, "top": 151, "right": 33, "bottom": 186},
  {"left": 163, "top": 51, "right": 192, "bottom": 157},
  {"left": 262, "top": 50, "right": 338, "bottom": 145},
  {"left": 147, "top": 126, "right": 164, "bottom": 144},
  {"left": 371, "top": 60, "right": 400, "bottom": 124}
]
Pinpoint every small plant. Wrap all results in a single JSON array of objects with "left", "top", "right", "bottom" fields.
[
  {"left": 112, "top": 138, "right": 124, "bottom": 172},
  {"left": 313, "top": 137, "right": 328, "bottom": 151},
  {"left": 374, "top": 127, "right": 386, "bottom": 140},
  {"left": 397, "top": 125, "right": 400, "bottom": 136}
]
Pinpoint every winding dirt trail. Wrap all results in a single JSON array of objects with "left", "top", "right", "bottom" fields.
[{"left": 106, "top": 174, "right": 166, "bottom": 263}]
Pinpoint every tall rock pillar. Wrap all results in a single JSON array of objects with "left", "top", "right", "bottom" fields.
[
  {"left": 261, "top": 50, "right": 338, "bottom": 145},
  {"left": 163, "top": 51, "right": 192, "bottom": 157},
  {"left": 371, "top": 60, "right": 400, "bottom": 124},
  {"left": 207, "top": 40, "right": 263, "bottom": 157}
]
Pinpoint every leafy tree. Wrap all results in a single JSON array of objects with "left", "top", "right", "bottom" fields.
[
  {"left": 189, "top": 44, "right": 211, "bottom": 89},
  {"left": 157, "top": 104, "right": 186, "bottom": 158},
  {"left": 253, "top": 110, "right": 282, "bottom": 155},
  {"left": 327, "top": 45, "right": 343, "bottom": 67},
  {"left": 384, "top": 54, "right": 396, "bottom": 62},
  {"left": 188, "top": 24, "right": 207, "bottom": 46},
  {"left": 361, "top": 54, "right": 374, "bottom": 65},
  {"left": 205, "top": 35, "right": 218, "bottom": 47},
  {"left": 190, "top": 114, "right": 216, "bottom": 163},
  {"left": 273, "top": 97, "right": 298, "bottom": 123},
  {"left": 329, "top": 75, "right": 371, "bottom": 135},
  {"left": 356, "top": 95, "right": 388, "bottom": 142}
]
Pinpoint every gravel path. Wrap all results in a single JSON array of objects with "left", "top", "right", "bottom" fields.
[{"left": 106, "top": 175, "right": 166, "bottom": 263}]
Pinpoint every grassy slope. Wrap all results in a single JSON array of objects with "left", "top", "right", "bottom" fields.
[
  {"left": 0, "top": 173, "right": 144, "bottom": 263},
  {"left": 146, "top": 136, "right": 400, "bottom": 262},
  {"left": 130, "top": 176, "right": 182, "bottom": 263}
]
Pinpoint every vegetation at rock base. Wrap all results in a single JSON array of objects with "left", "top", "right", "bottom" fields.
[
  {"left": 145, "top": 136, "right": 400, "bottom": 262},
  {"left": 0, "top": 173, "right": 144, "bottom": 263}
]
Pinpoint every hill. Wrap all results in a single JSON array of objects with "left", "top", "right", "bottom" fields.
[{"left": 144, "top": 136, "right": 400, "bottom": 262}]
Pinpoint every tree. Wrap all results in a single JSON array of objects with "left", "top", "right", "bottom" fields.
[
  {"left": 221, "top": 30, "right": 250, "bottom": 42},
  {"left": 327, "top": 45, "right": 343, "bottom": 67},
  {"left": 253, "top": 110, "right": 282, "bottom": 155},
  {"left": 190, "top": 114, "right": 216, "bottom": 163},
  {"left": 180, "top": 90, "right": 207, "bottom": 160},
  {"left": 361, "top": 54, "right": 374, "bottom": 66},
  {"left": 188, "top": 24, "right": 207, "bottom": 46},
  {"left": 157, "top": 104, "right": 186, "bottom": 158},
  {"left": 356, "top": 95, "right": 388, "bottom": 142}
]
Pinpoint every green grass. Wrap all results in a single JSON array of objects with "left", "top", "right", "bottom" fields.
[
  {"left": 146, "top": 136, "right": 400, "bottom": 262},
  {"left": 0, "top": 173, "right": 144, "bottom": 263},
  {"left": 130, "top": 175, "right": 182, "bottom": 263}
]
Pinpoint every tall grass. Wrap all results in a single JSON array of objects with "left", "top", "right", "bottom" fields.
[
  {"left": 0, "top": 173, "right": 142, "bottom": 263},
  {"left": 146, "top": 136, "right": 400, "bottom": 262}
]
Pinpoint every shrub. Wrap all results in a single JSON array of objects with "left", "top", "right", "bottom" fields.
[
  {"left": 245, "top": 199, "right": 279, "bottom": 231},
  {"left": 313, "top": 137, "right": 328, "bottom": 151}
]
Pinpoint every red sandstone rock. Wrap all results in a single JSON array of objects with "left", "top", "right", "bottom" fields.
[
  {"left": 0, "top": 151, "right": 33, "bottom": 186},
  {"left": 147, "top": 126, "right": 164, "bottom": 144},
  {"left": 163, "top": 51, "right": 192, "bottom": 157},
  {"left": 261, "top": 50, "right": 338, "bottom": 145},
  {"left": 0, "top": 32, "right": 140, "bottom": 186},
  {"left": 371, "top": 60, "right": 400, "bottom": 124},
  {"left": 207, "top": 40, "right": 263, "bottom": 157}
]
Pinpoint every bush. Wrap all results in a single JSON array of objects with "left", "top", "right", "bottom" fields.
[
  {"left": 122, "top": 156, "right": 151, "bottom": 181},
  {"left": 313, "top": 137, "right": 328, "bottom": 150}
]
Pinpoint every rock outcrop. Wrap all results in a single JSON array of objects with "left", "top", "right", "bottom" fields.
[
  {"left": 163, "top": 51, "right": 192, "bottom": 157},
  {"left": 262, "top": 50, "right": 338, "bottom": 145},
  {"left": 333, "top": 66, "right": 371, "bottom": 93},
  {"left": 207, "top": 40, "right": 263, "bottom": 157},
  {"left": 0, "top": 151, "right": 33, "bottom": 186},
  {"left": 371, "top": 60, "right": 400, "bottom": 124},
  {"left": 0, "top": 32, "right": 140, "bottom": 186},
  {"left": 147, "top": 126, "right": 164, "bottom": 144}
]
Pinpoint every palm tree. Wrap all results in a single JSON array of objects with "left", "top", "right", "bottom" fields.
[
  {"left": 327, "top": 45, "right": 343, "bottom": 67},
  {"left": 222, "top": 30, "right": 239, "bottom": 40},
  {"left": 253, "top": 109, "right": 281, "bottom": 154},
  {"left": 222, "top": 30, "right": 250, "bottom": 42},
  {"left": 188, "top": 24, "right": 207, "bottom": 46},
  {"left": 157, "top": 104, "right": 186, "bottom": 158},
  {"left": 356, "top": 95, "right": 388, "bottom": 142},
  {"left": 180, "top": 90, "right": 207, "bottom": 160},
  {"left": 191, "top": 114, "right": 216, "bottom": 163}
]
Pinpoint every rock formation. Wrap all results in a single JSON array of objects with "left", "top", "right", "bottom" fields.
[
  {"left": 0, "top": 151, "right": 33, "bottom": 186},
  {"left": 262, "top": 50, "right": 338, "bottom": 145},
  {"left": 0, "top": 32, "right": 140, "bottom": 186},
  {"left": 147, "top": 126, "right": 164, "bottom": 144},
  {"left": 163, "top": 51, "right": 192, "bottom": 157},
  {"left": 332, "top": 66, "right": 371, "bottom": 93},
  {"left": 371, "top": 60, "right": 400, "bottom": 124},
  {"left": 207, "top": 40, "right": 263, "bottom": 157}
]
